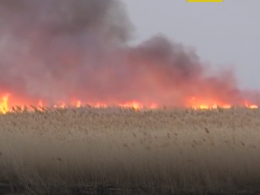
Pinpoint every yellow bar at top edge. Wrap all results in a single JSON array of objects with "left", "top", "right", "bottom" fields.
[{"left": 187, "top": 0, "right": 222, "bottom": 2}]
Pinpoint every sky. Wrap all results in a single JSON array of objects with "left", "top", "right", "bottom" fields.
[{"left": 123, "top": 0, "right": 260, "bottom": 89}]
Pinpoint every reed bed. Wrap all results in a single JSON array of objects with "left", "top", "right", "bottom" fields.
[{"left": 0, "top": 107, "right": 260, "bottom": 194}]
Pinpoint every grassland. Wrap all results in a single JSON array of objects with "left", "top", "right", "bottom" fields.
[{"left": 0, "top": 106, "right": 260, "bottom": 195}]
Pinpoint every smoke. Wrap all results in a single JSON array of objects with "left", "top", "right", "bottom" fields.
[{"left": 0, "top": 0, "right": 258, "bottom": 107}]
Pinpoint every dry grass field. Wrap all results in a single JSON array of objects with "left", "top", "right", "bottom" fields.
[{"left": 0, "top": 106, "right": 260, "bottom": 195}]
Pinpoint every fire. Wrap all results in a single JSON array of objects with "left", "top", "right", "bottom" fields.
[
  {"left": 1, "top": 0, "right": 260, "bottom": 115},
  {"left": 190, "top": 97, "right": 232, "bottom": 109},
  {"left": 0, "top": 94, "right": 9, "bottom": 114},
  {"left": 38, "top": 100, "right": 43, "bottom": 108},
  {"left": 245, "top": 101, "right": 258, "bottom": 109},
  {"left": 119, "top": 101, "right": 143, "bottom": 110},
  {"left": 76, "top": 101, "right": 81, "bottom": 108},
  {"left": 0, "top": 93, "right": 258, "bottom": 114}
]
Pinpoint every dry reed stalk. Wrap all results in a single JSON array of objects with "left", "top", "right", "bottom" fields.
[{"left": 0, "top": 107, "right": 260, "bottom": 194}]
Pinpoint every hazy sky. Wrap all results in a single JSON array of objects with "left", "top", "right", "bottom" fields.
[{"left": 123, "top": 0, "right": 260, "bottom": 89}]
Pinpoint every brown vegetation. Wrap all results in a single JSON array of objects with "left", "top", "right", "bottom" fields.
[{"left": 0, "top": 107, "right": 260, "bottom": 194}]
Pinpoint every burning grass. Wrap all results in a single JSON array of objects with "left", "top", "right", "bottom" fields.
[{"left": 0, "top": 107, "right": 260, "bottom": 194}]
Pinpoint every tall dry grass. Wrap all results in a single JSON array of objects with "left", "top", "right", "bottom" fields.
[{"left": 0, "top": 106, "right": 260, "bottom": 194}]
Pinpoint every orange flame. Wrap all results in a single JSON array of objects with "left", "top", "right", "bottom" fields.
[
  {"left": 0, "top": 94, "right": 9, "bottom": 114},
  {"left": 190, "top": 97, "right": 233, "bottom": 110},
  {"left": 0, "top": 93, "right": 258, "bottom": 114},
  {"left": 245, "top": 101, "right": 258, "bottom": 109},
  {"left": 76, "top": 101, "right": 81, "bottom": 108}
]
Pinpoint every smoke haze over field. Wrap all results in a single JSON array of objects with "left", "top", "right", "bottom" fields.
[{"left": 0, "top": 0, "right": 259, "bottom": 107}]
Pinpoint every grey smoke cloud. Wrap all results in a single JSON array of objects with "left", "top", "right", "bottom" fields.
[
  {"left": 0, "top": 0, "right": 258, "bottom": 107},
  {"left": 0, "top": 0, "right": 132, "bottom": 102}
]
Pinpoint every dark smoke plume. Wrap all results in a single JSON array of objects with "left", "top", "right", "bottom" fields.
[{"left": 0, "top": 0, "right": 258, "bottom": 107}]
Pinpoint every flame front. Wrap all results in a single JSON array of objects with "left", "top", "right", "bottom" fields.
[
  {"left": 0, "top": 93, "right": 258, "bottom": 114},
  {"left": 0, "top": 93, "right": 156, "bottom": 113},
  {"left": 0, "top": 0, "right": 259, "bottom": 115}
]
